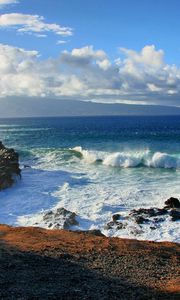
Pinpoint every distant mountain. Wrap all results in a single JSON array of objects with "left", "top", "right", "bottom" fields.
[{"left": 0, "top": 97, "right": 180, "bottom": 118}]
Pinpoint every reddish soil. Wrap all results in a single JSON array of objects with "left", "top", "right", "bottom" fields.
[{"left": 0, "top": 224, "right": 179, "bottom": 299}]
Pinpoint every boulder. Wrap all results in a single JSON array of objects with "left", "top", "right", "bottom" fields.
[
  {"left": 105, "top": 214, "right": 127, "bottom": 230},
  {"left": 133, "top": 216, "right": 149, "bottom": 224},
  {"left": 42, "top": 207, "right": 79, "bottom": 229},
  {"left": 105, "top": 197, "right": 180, "bottom": 234},
  {"left": 129, "top": 208, "right": 168, "bottom": 218},
  {"left": 112, "top": 214, "right": 121, "bottom": 222},
  {"left": 170, "top": 210, "right": 180, "bottom": 221},
  {"left": 164, "top": 197, "right": 180, "bottom": 209},
  {"left": 0, "top": 141, "right": 21, "bottom": 190}
]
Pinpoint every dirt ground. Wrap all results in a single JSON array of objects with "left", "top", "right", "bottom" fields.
[{"left": 0, "top": 225, "right": 179, "bottom": 299}]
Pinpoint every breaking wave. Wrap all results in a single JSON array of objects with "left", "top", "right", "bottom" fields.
[{"left": 72, "top": 146, "right": 180, "bottom": 169}]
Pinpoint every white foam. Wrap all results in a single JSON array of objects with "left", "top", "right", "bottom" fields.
[
  {"left": 73, "top": 147, "right": 180, "bottom": 169},
  {"left": 146, "top": 152, "right": 180, "bottom": 169},
  {"left": 0, "top": 146, "right": 180, "bottom": 242},
  {"left": 103, "top": 152, "right": 143, "bottom": 168},
  {"left": 73, "top": 146, "right": 103, "bottom": 164}
]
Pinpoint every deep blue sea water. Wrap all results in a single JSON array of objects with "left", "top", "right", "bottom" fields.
[{"left": 0, "top": 116, "right": 180, "bottom": 241}]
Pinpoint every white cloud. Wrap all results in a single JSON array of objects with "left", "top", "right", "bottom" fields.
[
  {"left": 0, "top": 43, "right": 180, "bottom": 106},
  {"left": 0, "top": 0, "right": 18, "bottom": 8},
  {"left": 0, "top": 13, "right": 73, "bottom": 36},
  {"left": 96, "top": 59, "right": 111, "bottom": 70},
  {"left": 120, "top": 45, "right": 164, "bottom": 68},
  {"left": 60, "top": 46, "right": 108, "bottom": 67},
  {"left": 70, "top": 46, "right": 106, "bottom": 59}
]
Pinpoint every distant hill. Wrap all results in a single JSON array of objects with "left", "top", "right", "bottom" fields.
[{"left": 0, "top": 97, "right": 180, "bottom": 117}]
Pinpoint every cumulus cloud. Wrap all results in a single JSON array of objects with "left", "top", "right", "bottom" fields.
[
  {"left": 0, "top": 0, "right": 18, "bottom": 8},
  {"left": 0, "top": 43, "right": 180, "bottom": 106},
  {"left": 0, "top": 13, "right": 73, "bottom": 36},
  {"left": 60, "top": 46, "right": 110, "bottom": 70}
]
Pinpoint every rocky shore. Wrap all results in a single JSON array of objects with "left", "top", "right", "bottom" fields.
[
  {"left": 29, "top": 197, "right": 180, "bottom": 241},
  {"left": 0, "top": 143, "right": 179, "bottom": 299},
  {"left": 0, "top": 141, "right": 21, "bottom": 190},
  {"left": 0, "top": 224, "right": 179, "bottom": 299},
  {"left": 105, "top": 197, "right": 180, "bottom": 234}
]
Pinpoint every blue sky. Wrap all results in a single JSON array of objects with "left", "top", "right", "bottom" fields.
[
  {"left": 1, "top": 0, "right": 180, "bottom": 63},
  {"left": 0, "top": 0, "right": 180, "bottom": 108}
]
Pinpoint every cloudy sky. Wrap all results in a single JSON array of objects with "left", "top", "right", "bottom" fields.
[{"left": 0, "top": 0, "right": 180, "bottom": 108}]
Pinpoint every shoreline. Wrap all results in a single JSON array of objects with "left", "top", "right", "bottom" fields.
[
  {"left": 1, "top": 142, "right": 180, "bottom": 243},
  {"left": 0, "top": 224, "right": 179, "bottom": 299},
  {"left": 0, "top": 142, "right": 180, "bottom": 298}
]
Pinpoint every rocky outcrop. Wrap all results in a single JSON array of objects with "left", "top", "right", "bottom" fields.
[
  {"left": 164, "top": 197, "right": 180, "bottom": 209},
  {"left": 42, "top": 207, "right": 79, "bottom": 229},
  {"left": 105, "top": 198, "right": 180, "bottom": 234},
  {"left": 129, "top": 207, "right": 168, "bottom": 224},
  {"left": 0, "top": 141, "right": 21, "bottom": 190},
  {"left": 130, "top": 198, "right": 180, "bottom": 223},
  {"left": 170, "top": 210, "right": 180, "bottom": 221}
]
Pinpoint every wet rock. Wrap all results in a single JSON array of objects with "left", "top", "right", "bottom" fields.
[
  {"left": 164, "top": 197, "right": 180, "bottom": 209},
  {"left": 134, "top": 216, "right": 149, "bottom": 224},
  {"left": 23, "top": 165, "right": 31, "bottom": 169},
  {"left": 128, "top": 205, "right": 176, "bottom": 228},
  {"left": 104, "top": 197, "right": 180, "bottom": 236},
  {"left": 0, "top": 141, "right": 21, "bottom": 190},
  {"left": 43, "top": 210, "right": 53, "bottom": 221},
  {"left": 130, "top": 208, "right": 168, "bottom": 218},
  {"left": 153, "top": 217, "right": 165, "bottom": 223},
  {"left": 112, "top": 214, "right": 121, "bottom": 222},
  {"left": 150, "top": 226, "right": 157, "bottom": 230},
  {"left": 42, "top": 207, "right": 79, "bottom": 229},
  {"left": 129, "top": 227, "right": 144, "bottom": 235},
  {"left": 105, "top": 221, "right": 123, "bottom": 230},
  {"left": 105, "top": 217, "right": 126, "bottom": 230},
  {"left": 116, "top": 222, "right": 126, "bottom": 230},
  {"left": 170, "top": 210, "right": 180, "bottom": 221},
  {"left": 105, "top": 221, "right": 115, "bottom": 230}
]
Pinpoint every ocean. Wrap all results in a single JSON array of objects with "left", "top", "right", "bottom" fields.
[{"left": 0, "top": 115, "right": 180, "bottom": 242}]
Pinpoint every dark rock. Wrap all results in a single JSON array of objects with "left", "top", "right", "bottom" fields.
[
  {"left": 170, "top": 210, "right": 180, "bottom": 221},
  {"left": 105, "top": 199, "right": 180, "bottom": 234},
  {"left": 129, "top": 227, "right": 144, "bottom": 235},
  {"left": 164, "top": 197, "right": 180, "bottom": 209},
  {"left": 134, "top": 216, "right": 149, "bottom": 224},
  {"left": 153, "top": 217, "right": 165, "bottom": 223},
  {"left": 130, "top": 208, "right": 168, "bottom": 218},
  {"left": 42, "top": 207, "right": 79, "bottom": 229},
  {"left": 116, "top": 222, "right": 126, "bottom": 230},
  {"left": 112, "top": 214, "right": 121, "bottom": 222},
  {"left": 105, "top": 219, "right": 126, "bottom": 230},
  {"left": 43, "top": 210, "right": 53, "bottom": 221},
  {"left": 23, "top": 165, "right": 31, "bottom": 169},
  {"left": 0, "top": 141, "right": 21, "bottom": 190},
  {"left": 105, "top": 221, "right": 115, "bottom": 230},
  {"left": 150, "top": 226, "right": 157, "bottom": 230}
]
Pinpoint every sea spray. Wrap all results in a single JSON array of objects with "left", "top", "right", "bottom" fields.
[{"left": 72, "top": 147, "right": 180, "bottom": 169}]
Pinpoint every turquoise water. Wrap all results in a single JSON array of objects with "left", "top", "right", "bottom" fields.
[{"left": 0, "top": 116, "right": 180, "bottom": 241}]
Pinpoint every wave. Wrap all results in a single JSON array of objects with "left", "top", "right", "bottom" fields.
[
  {"left": 72, "top": 147, "right": 180, "bottom": 169},
  {"left": 0, "top": 128, "right": 50, "bottom": 132}
]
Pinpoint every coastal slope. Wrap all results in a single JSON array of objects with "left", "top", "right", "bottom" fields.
[{"left": 0, "top": 225, "right": 179, "bottom": 299}]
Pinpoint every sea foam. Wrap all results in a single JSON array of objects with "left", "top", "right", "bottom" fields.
[{"left": 72, "top": 147, "right": 180, "bottom": 169}]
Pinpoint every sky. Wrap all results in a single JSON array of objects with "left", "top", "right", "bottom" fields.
[{"left": 0, "top": 0, "right": 180, "bottom": 110}]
